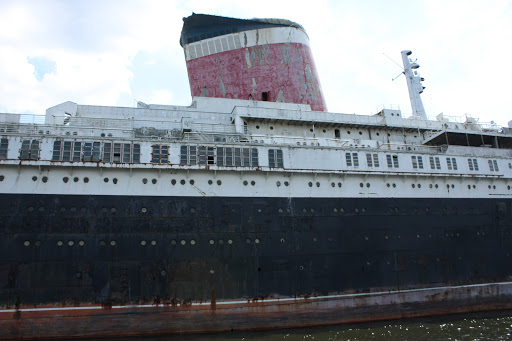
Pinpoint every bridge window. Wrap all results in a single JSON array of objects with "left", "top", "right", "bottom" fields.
[
  {"left": 346, "top": 152, "right": 359, "bottom": 167},
  {"left": 489, "top": 159, "right": 499, "bottom": 172},
  {"left": 467, "top": 158, "right": 479, "bottom": 171},
  {"left": 386, "top": 154, "right": 399, "bottom": 168},
  {"left": 269, "top": 149, "right": 284, "bottom": 168},
  {"left": 429, "top": 156, "right": 441, "bottom": 170},
  {"left": 366, "top": 153, "right": 379, "bottom": 167},
  {"left": 152, "top": 145, "right": 169, "bottom": 164},
  {"left": 446, "top": 157, "right": 458, "bottom": 170},
  {"left": 20, "top": 140, "right": 40, "bottom": 160}
]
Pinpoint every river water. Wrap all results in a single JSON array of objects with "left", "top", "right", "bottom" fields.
[{"left": 99, "top": 310, "right": 512, "bottom": 341}]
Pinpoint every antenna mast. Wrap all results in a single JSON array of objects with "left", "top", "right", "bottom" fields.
[{"left": 401, "top": 50, "right": 427, "bottom": 119}]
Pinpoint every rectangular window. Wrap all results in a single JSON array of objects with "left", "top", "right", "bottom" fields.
[
  {"left": 113, "top": 143, "right": 122, "bottom": 163},
  {"left": 122, "top": 144, "right": 131, "bottom": 163},
  {"left": 83, "top": 142, "right": 93, "bottom": 161},
  {"left": 234, "top": 148, "right": 241, "bottom": 166},
  {"left": 103, "top": 142, "right": 112, "bottom": 163},
  {"left": 62, "top": 141, "right": 72, "bottom": 161},
  {"left": 242, "top": 148, "right": 250, "bottom": 166},
  {"left": 251, "top": 148, "right": 259, "bottom": 167},
  {"left": 346, "top": 152, "right": 352, "bottom": 167},
  {"left": 268, "top": 149, "right": 284, "bottom": 168},
  {"left": 152, "top": 145, "right": 169, "bottom": 164},
  {"left": 52, "top": 140, "right": 62, "bottom": 161},
  {"left": 412, "top": 156, "right": 418, "bottom": 169},
  {"left": 180, "top": 145, "right": 198, "bottom": 165},
  {"left": 452, "top": 158, "right": 458, "bottom": 170},
  {"left": 92, "top": 142, "right": 101, "bottom": 162},
  {"left": 386, "top": 155, "right": 393, "bottom": 168},
  {"left": 73, "top": 142, "right": 82, "bottom": 162},
  {"left": 0, "top": 138, "right": 8, "bottom": 159},
  {"left": 473, "top": 159, "right": 479, "bottom": 171},
  {"left": 132, "top": 144, "right": 141, "bottom": 163},
  {"left": 493, "top": 160, "right": 499, "bottom": 171},
  {"left": 447, "top": 158, "right": 452, "bottom": 170},
  {"left": 373, "top": 154, "right": 379, "bottom": 167},
  {"left": 417, "top": 156, "right": 423, "bottom": 169},
  {"left": 392, "top": 155, "right": 399, "bottom": 168},
  {"left": 29, "top": 140, "right": 39, "bottom": 160}
]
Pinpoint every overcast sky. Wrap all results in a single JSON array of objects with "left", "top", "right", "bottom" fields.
[{"left": 1, "top": 0, "right": 511, "bottom": 126}]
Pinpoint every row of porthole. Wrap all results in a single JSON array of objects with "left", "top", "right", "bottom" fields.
[
  {"left": 2, "top": 175, "right": 512, "bottom": 191},
  {"left": 24, "top": 230, "right": 490, "bottom": 248},
  {"left": 28, "top": 206, "right": 118, "bottom": 213}
]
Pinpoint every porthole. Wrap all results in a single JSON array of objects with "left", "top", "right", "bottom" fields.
[
  {"left": 151, "top": 240, "right": 157, "bottom": 246},
  {"left": 362, "top": 208, "right": 366, "bottom": 213},
  {"left": 276, "top": 181, "right": 281, "bottom": 187},
  {"left": 255, "top": 238, "right": 260, "bottom": 244},
  {"left": 303, "top": 208, "right": 307, "bottom": 213},
  {"left": 161, "top": 270, "right": 166, "bottom": 276},
  {"left": 57, "top": 240, "right": 63, "bottom": 246},
  {"left": 170, "top": 240, "right": 176, "bottom": 245},
  {"left": 84, "top": 177, "right": 89, "bottom": 183},
  {"left": 447, "top": 184, "right": 451, "bottom": 189},
  {"left": 473, "top": 185, "right": 476, "bottom": 189},
  {"left": 310, "top": 208, "right": 315, "bottom": 213},
  {"left": 430, "top": 184, "right": 433, "bottom": 188},
  {"left": 99, "top": 240, "right": 106, "bottom": 246},
  {"left": 78, "top": 240, "right": 85, "bottom": 246},
  {"left": 280, "top": 238, "right": 285, "bottom": 243},
  {"left": 68, "top": 240, "right": 74, "bottom": 246},
  {"left": 35, "top": 240, "right": 41, "bottom": 247},
  {"left": 110, "top": 207, "right": 116, "bottom": 213},
  {"left": 0, "top": 175, "right": 3, "bottom": 181},
  {"left": 338, "top": 182, "right": 342, "bottom": 188},
  {"left": 435, "top": 184, "right": 439, "bottom": 188},
  {"left": 392, "top": 183, "right": 396, "bottom": 188},
  {"left": 246, "top": 238, "right": 251, "bottom": 244},
  {"left": 278, "top": 208, "right": 283, "bottom": 213},
  {"left": 32, "top": 176, "right": 37, "bottom": 181},
  {"left": 256, "top": 125, "right": 260, "bottom": 129},
  {"left": 270, "top": 126, "right": 274, "bottom": 130},
  {"left": 209, "top": 239, "right": 215, "bottom": 245},
  {"left": 73, "top": 177, "right": 79, "bottom": 182},
  {"left": 180, "top": 240, "right": 186, "bottom": 245},
  {"left": 42, "top": 176, "right": 48, "bottom": 183},
  {"left": 509, "top": 162, "right": 512, "bottom": 169},
  {"left": 141, "top": 207, "right": 147, "bottom": 213},
  {"left": 316, "top": 182, "right": 320, "bottom": 187},
  {"left": 412, "top": 184, "right": 416, "bottom": 188},
  {"left": 80, "top": 207, "right": 86, "bottom": 212},
  {"left": 104, "top": 178, "right": 109, "bottom": 183},
  {"left": 284, "top": 181, "right": 289, "bottom": 186},
  {"left": 38, "top": 207, "right": 44, "bottom": 212},
  {"left": 360, "top": 183, "right": 364, "bottom": 188},
  {"left": 190, "top": 207, "right": 195, "bottom": 213},
  {"left": 358, "top": 131, "right": 362, "bottom": 135},
  {"left": 366, "top": 183, "right": 370, "bottom": 188},
  {"left": 110, "top": 240, "right": 116, "bottom": 246},
  {"left": 209, "top": 269, "right": 215, "bottom": 274},
  {"left": 468, "top": 185, "right": 471, "bottom": 189},
  {"left": 208, "top": 180, "right": 213, "bottom": 185},
  {"left": 141, "top": 240, "right": 147, "bottom": 246},
  {"left": 308, "top": 182, "right": 313, "bottom": 187},
  {"left": 180, "top": 179, "right": 185, "bottom": 185},
  {"left": 322, "top": 129, "right": 326, "bottom": 133},
  {"left": 355, "top": 208, "right": 359, "bottom": 213},
  {"left": 171, "top": 179, "right": 177, "bottom": 185},
  {"left": 112, "top": 178, "right": 118, "bottom": 184},
  {"left": 152, "top": 179, "right": 157, "bottom": 184},
  {"left": 376, "top": 133, "right": 380, "bottom": 136},
  {"left": 493, "top": 185, "right": 496, "bottom": 189},
  {"left": 70, "top": 207, "right": 76, "bottom": 212},
  {"left": 333, "top": 208, "right": 338, "bottom": 212},
  {"left": 251, "top": 181, "right": 255, "bottom": 186},
  {"left": 243, "top": 180, "right": 248, "bottom": 186},
  {"left": 24, "top": 240, "right": 30, "bottom": 246},
  {"left": 101, "top": 207, "right": 107, "bottom": 213},
  {"left": 189, "top": 179, "right": 194, "bottom": 185},
  {"left": 508, "top": 185, "right": 511, "bottom": 190},
  {"left": 347, "top": 131, "right": 351, "bottom": 134},
  {"left": 217, "top": 180, "right": 222, "bottom": 185},
  {"left": 340, "top": 208, "right": 345, "bottom": 213},
  {"left": 418, "top": 184, "right": 421, "bottom": 188},
  {"left": 331, "top": 182, "right": 335, "bottom": 187},
  {"left": 309, "top": 128, "right": 313, "bottom": 132},
  {"left": 451, "top": 184, "right": 455, "bottom": 188},
  {"left": 488, "top": 185, "right": 492, "bottom": 189},
  {"left": 299, "top": 265, "right": 304, "bottom": 270}
]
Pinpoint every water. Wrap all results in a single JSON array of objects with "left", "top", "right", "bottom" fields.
[{"left": 93, "top": 310, "right": 512, "bottom": 341}]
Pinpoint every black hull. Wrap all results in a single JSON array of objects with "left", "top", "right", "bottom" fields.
[{"left": 2, "top": 194, "right": 512, "bottom": 308}]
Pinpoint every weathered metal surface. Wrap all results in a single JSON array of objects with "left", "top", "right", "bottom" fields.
[{"left": 2, "top": 282, "right": 512, "bottom": 339}]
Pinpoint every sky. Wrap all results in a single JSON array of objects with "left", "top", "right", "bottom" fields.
[{"left": 0, "top": 0, "right": 511, "bottom": 126}]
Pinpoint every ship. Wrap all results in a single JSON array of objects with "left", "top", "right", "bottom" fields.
[{"left": 1, "top": 13, "right": 512, "bottom": 340}]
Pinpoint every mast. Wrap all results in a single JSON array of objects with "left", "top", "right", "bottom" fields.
[{"left": 401, "top": 50, "right": 427, "bottom": 119}]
